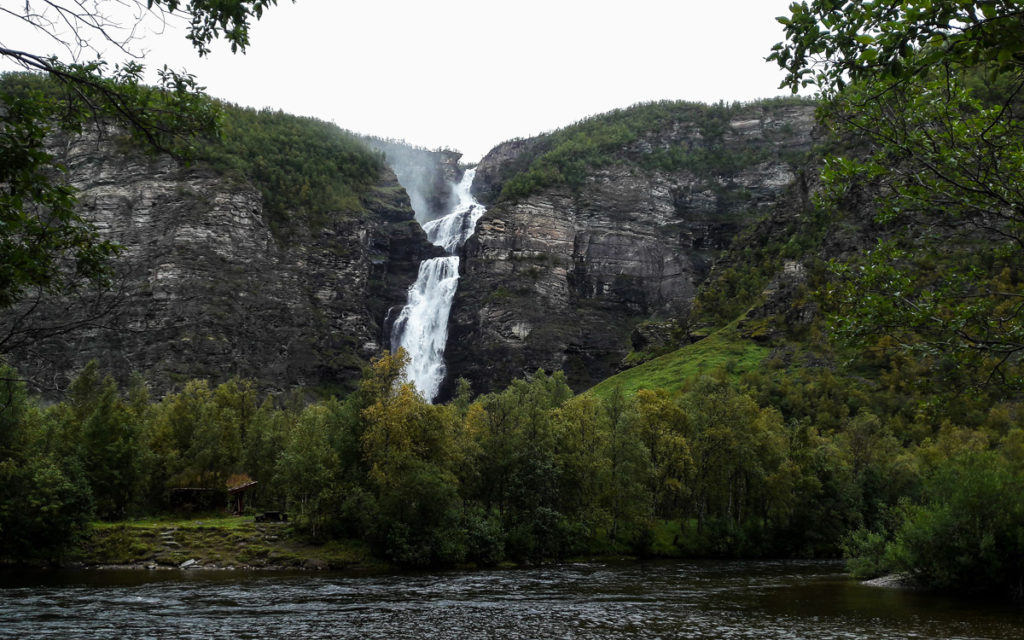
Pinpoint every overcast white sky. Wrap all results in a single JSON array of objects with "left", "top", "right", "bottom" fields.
[{"left": 2, "top": 0, "right": 806, "bottom": 161}]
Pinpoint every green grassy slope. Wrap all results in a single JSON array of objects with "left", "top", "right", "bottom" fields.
[{"left": 587, "top": 322, "right": 770, "bottom": 399}]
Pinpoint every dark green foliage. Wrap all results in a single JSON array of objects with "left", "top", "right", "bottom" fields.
[
  {"left": 2, "top": 348, "right": 1020, "bottom": 591},
  {"left": 770, "top": 0, "right": 1024, "bottom": 96},
  {"left": 375, "top": 459, "right": 465, "bottom": 567},
  {"left": 897, "top": 455, "right": 1022, "bottom": 591},
  {"left": 462, "top": 370, "right": 582, "bottom": 562},
  {"left": 0, "top": 365, "right": 93, "bottom": 561},
  {"left": 641, "top": 140, "right": 770, "bottom": 176},
  {"left": 691, "top": 252, "right": 780, "bottom": 327},
  {"left": 462, "top": 506, "right": 505, "bottom": 566},
  {"left": 772, "top": 0, "right": 1024, "bottom": 392},
  {"left": 820, "top": 67, "right": 1024, "bottom": 390},
  {"left": 67, "top": 362, "right": 139, "bottom": 520},
  {"left": 690, "top": 201, "right": 829, "bottom": 329},
  {"left": 195, "top": 105, "right": 385, "bottom": 239},
  {"left": 150, "top": 1, "right": 285, "bottom": 57},
  {"left": 845, "top": 450, "right": 1024, "bottom": 599},
  {"left": 0, "top": 455, "right": 93, "bottom": 561}
]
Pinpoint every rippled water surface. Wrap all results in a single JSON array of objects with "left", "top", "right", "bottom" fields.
[{"left": 1, "top": 561, "right": 1020, "bottom": 639}]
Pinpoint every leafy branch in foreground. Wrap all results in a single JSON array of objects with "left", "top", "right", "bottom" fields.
[
  {"left": 821, "top": 67, "right": 1024, "bottom": 389},
  {"left": 773, "top": 1, "right": 1024, "bottom": 598},
  {"left": 770, "top": 0, "right": 1024, "bottom": 96},
  {"left": 772, "top": 1, "right": 1024, "bottom": 391}
]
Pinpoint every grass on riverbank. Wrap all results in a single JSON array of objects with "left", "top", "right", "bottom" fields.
[
  {"left": 62, "top": 515, "right": 797, "bottom": 571},
  {"left": 69, "top": 515, "right": 385, "bottom": 571}
]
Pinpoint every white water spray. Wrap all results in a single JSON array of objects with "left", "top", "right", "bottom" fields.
[{"left": 391, "top": 169, "right": 486, "bottom": 402}]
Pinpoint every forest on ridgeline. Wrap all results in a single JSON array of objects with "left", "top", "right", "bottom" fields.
[{"left": 2, "top": 0, "right": 1024, "bottom": 605}]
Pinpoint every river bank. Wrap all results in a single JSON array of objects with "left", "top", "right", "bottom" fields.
[
  {"left": 14, "top": 513, "right": 683, "bottom": 572},
  {"left": 19, "top": 515, "right": 674, "bottom": 573},
  {"left": 49, "top": 516, "right": 390, "bottom": 572}
]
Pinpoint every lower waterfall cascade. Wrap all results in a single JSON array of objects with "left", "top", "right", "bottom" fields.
[{"left": 390, "top": 169, "right": 486, "bottom": 402}]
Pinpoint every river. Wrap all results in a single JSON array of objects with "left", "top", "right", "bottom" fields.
[{"left": 1, "top": 560, "right": 1020, "bottom": 638}]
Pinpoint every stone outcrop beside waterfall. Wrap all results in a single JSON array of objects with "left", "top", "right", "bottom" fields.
[
  {"left": 3, "top": 127, "right": 435, "bottom": 398},
  {"left": 445, "top": 102, "right": 818, "bottom": 395},
  {"left": 362, "top": 137, "right": 463, "bottom": 222},
  {"left": 470, "top": 137, "right": 545, "bottom": 204}
]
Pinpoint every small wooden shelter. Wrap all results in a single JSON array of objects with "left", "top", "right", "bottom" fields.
[{"left": 228, "top": 479, "right": 259, "bottom": 515}]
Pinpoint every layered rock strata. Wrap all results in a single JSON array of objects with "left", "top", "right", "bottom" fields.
[
  {"left": 445, "top": 104, "right": 817, "bottom": 395},
  {"left": 4, "top": 127, "right": 435, "bottom": 397}
]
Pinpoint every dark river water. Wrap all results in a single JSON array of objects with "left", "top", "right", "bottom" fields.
[{"left": 1, "top": 560, "right": 1020, "bottom": 639}]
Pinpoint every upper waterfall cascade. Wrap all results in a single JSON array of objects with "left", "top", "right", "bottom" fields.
[{"left": 390, "top": 169, "right": 486, "bottom": 402}]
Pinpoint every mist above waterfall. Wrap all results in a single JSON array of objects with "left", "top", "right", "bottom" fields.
[
  {"left": 390, "top": 169, "right": 486, "bottom": 402},
  {"left": 363, "top": 137, "right": 459, "bottom": 224}
]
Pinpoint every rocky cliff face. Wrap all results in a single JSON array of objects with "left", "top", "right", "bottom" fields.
[
  {"left": 470, "top": 137, "right": 545, "bottom": 204},
  {"left": 4, "top": 127, "right": 435, "bottom": 397},
  {"left": 3, "top": 102, "right": 819, "bottom": 400},
  {"left": 445, "top": 103, "right": 818, "bottom": 395}
]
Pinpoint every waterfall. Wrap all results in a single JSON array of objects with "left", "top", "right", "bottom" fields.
[{"left": 391, "top": 169, "right": 486, "bottom": 402}]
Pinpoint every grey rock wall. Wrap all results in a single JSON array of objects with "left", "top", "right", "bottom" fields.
[
  {"left": 4, "top": 127, "right": 434, "bottom": 398},
  {"left": 3, "top": 103, "right": 819, "bottom": 401},
  {"left": 445, "top": 104, "right": 817, "bottom": 395}
]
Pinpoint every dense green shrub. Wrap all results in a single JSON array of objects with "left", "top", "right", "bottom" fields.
[
  {"left": 849, "top": 451, "right": 1024, "bottom": 598},
  {"left": 0, "top": 366, "right": 93, "bottom": 560}
]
